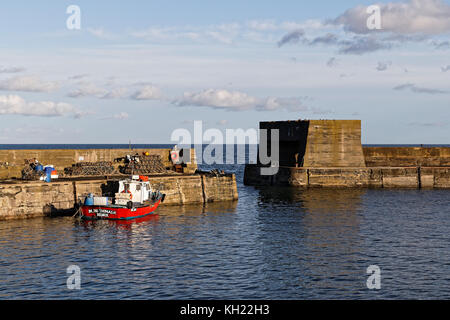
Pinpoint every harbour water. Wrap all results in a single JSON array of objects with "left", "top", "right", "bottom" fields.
[{"left": 0, "top": 145, "right": 449, "bottom": 299}]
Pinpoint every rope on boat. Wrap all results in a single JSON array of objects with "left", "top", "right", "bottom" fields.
[{"left": 72, "top": 206, "right": 83, "bottom": 219}]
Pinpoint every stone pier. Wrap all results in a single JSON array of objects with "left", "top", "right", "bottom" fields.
[
  {"left": 245, "top": 119, "right": 450, "bottom": 189},
  {"left": 0, "top": 148, "right": 198, "bottom": 180},
  {"left": 0, "top": 147, "right": 239, "bottom": 220},
  {"left": 0, "top": 173, "right": 239, "bottom": 220}
]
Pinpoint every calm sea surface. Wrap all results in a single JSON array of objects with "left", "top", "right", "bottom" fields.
[{"left": 0, "top": 145, "right": 449, "bottom": 299}]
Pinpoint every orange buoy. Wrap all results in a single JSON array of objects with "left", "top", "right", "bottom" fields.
[
  {"left": 121, "top": 189, "right": 132, "bottom": 200},
  {"left": 171, "top": 150, "right": 179, "bottom": 163}
]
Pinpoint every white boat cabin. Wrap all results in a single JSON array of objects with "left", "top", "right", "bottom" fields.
[{"left": 115, "top": 177, "right": 152, "bottom": 205}]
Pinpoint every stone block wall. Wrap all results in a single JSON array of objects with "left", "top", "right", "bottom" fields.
[
  {"left": 0, "top": 182, "right": 76, "bottom": 220},
  {"left": 380, "top": 168, "right": 419, "bottom": 188},
  {"left": 244, "top": 165, "right": 450, "bottom": 189},
  {"left": 202, "top": 175, "right": 239, "bottom": 203},
  {"left": 0, "top": 173, "right": 238, "bottom": 220},
  {"left": 303, "top": 120, "right": 366, "bottom": 167},
  {"left": 258, "top": 119, "right": 366, "bottom": 168},
  {"left": 307, "top": 168, "right": 369, "bottom": 188},
  {"left": 420, "top": 167, "right": 450, "bottom": 188},
  {"left": 363, "top": 147, "right": 450, "bottom": 167},
  {"left": 0, "top": 148, "right": 198, "bottom": 180}
]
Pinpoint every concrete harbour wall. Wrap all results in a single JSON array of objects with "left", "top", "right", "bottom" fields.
[
  {"left": 303, "top": 120, "right": 366, "bottom": 167},
  {"left": 0, "top": 174, "right": 238, "bottom": 220},
  {"left": 259, "top": 120, "right": 366, "bottom": 167},
  {"left": 0, "top": 148, "right": 198, "bottom": 179},
  {"left": 363, "top": 147, "right": 450, "bottom": 167},
  {"left": 244, "top": 165, "right": 450, "bottom": 189}
]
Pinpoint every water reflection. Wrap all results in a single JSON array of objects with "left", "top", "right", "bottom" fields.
[
  {"left": 255, "top": 187, "right": 366, "bottom": 297},
  {"left": 77, "top": 214, "right": 160, "bottom": 230},
  {"left": 257, "top": 187, "right": 365, "bottom": 212},
  {"left": 74, "top": 201, "right": 238, "bottom": 235},
  {"left": 157, "top": 201, "right": 238, "bottom": 217},
  {"left": 1, "top": 184, "right": 448, "bottom": 299}
]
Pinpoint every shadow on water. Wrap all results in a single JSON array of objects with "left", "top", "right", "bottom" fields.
[
  {"left": 256, "top": 186, "right": 365, "bottom": 213},
  {"left": 253, "top": 187, "right": 367, "bottom": 298}
]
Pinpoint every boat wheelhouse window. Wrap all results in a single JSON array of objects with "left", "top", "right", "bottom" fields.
[
  {"left": 136, "top": 185, "right": 141, "bottom": 191},
  {"left": 124, "top": 183, "right": 130, "bottom": 190}
]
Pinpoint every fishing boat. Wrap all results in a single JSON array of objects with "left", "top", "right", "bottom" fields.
[{"left": 80, "top": 176, "right": 165, "bottom": 220}]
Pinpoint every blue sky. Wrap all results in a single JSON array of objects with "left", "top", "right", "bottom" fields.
[{"left": 0, "top": 0, "right": 449, "bottom": 144}]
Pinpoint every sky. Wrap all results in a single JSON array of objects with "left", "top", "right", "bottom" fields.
[{"left": 0, "top": 0, "right": 449, "bottom": 144}]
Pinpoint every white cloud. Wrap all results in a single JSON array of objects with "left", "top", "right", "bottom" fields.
[
  {"left": 326, "top": 57, "right": 339, "bottom": 67},
  {"left": 393, "top": 83, "right": 449, "bottom": 94},
  {"left": 67, "top": 82, "right": 108, "bottom": 98},
  {"left": 100, "top": 112, "right": 129, "bottom": 120},
  {"left": 174, "top": 89, "right": 259, "bottom": 110},
  {"left": 205, "top": 31, "right": 234, "bottom": 45},
  {"left": 277, "top": 29, "right": 306, "bottom": 47},
  {"left": 68, "top": 82, "right": 162, "bottom": 100},
  {"left": 337, "top": 36, "right": 392, "bottom": 54},
  {"left": 68, "top": 82, "right": 131, "bottom": 99},
  {"left": 333, "top": 0, "right": 450, "bottom": 35},
  {"left": 130, "top": 85, "right": 163, "bottom": 100},
  {"left": 131, "top": 23, "right": 241, "bottom": 44},
  {"left": 68, "top": 74, "right": 89, "bottom": 80},
  {"left": 0, "top": 66, "right": 25, "bottom": 74},
  {"left": 0, "top": 95, "right": 78, "bottom": 117},
  {"left": 376, "top": 61, "right": 392, "bottom": 71},
  {"left": 247, "top": 19, "right": 324, "bottom": 32},
  {"left": 432, "top": 40, "right": 450, "bottom": 49},
  {"left": 0, "top": 76, "right": 60, "bottom": 92},
  {"left": 260, "top": 96, "right": 311, "bottom": 112},
  {"left": 274, "top": 1, "right": 450, "bottom": 55},
  {"left": 173, "top": 89, "right": 311, "bottom": 112},
  {"left": 246, "top": 20, "right": 279, "bottom": 31},
  {"left": 278, "top": 30, "right": 393, "bottom": 55},
  {"left": 129, "top": 20, "right": 324, "bottom": 46},
  {"left": 130, "top": 26, "right": 176, "bottom": 40},
  {"left": 72, "top": 110, "right": 93, "bottom": 119},
  {"left": 114, "top": 112, "right": 129, "bottom": 119},
  {"left": 102, "top": 87, "right": 129, "bottom": 99},
  {"left": 87, "top": 27, "right": 117, "bottom": 40}
]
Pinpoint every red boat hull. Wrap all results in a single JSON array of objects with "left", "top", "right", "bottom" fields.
[{"left": 81, "top": 200, "right": 162, "bottom": 220}]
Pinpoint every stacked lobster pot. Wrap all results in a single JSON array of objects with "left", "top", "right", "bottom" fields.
[
  {"left": 64, "top": 161, "right": 116, "bottom": 176},
  {"left": 21, "top": 159, "right": 45, "bottom": 181},
  {"left": 120, "top": 155, "right": 168, "bottom": 175}
]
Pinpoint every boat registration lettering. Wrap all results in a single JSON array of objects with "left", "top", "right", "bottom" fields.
[
  {"left": 88, "top": 208, "right": 115, "bottom": 215},
  {"left": 97, "top": 212, "right": 109, "bottom": 217}
]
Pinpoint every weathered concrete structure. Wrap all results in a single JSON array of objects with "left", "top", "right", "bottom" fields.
[
  {"left": 363, "top": 147, "right": 450, "bottom": 167},
  {"left": 244, "top": 166, "right": 450, "bottom": 188},
  {"left": 0, "top": 148, "right": 198, "bottom": 180},
  {"left": 261, "top": 120, "right": 365, "bottom": 167},
  {"left": 245, "top": 119, "right": 450, "bottom": 188},
  {"left": 0, "top": 173, "right": 238, "bottom": 220},
  {"left": 0, "top": 147, "right": 238, "bottom": 220}
]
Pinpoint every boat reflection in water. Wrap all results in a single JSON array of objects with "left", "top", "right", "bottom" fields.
[
  {"left": 78, "top": 200, "right": 238, "bottom": 231},
  {"left": 79, "top": 213, "right": 160, "bottom": 230}
]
